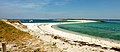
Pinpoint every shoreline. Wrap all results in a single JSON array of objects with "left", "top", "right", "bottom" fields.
[
  {"left": 22, "top": 22, "right": 120, "bottom": 47},
  {"left": 47, "top": 23, "right": 119, "bottom": 47},
  {"left": 22, "top": 21, "right": 120, "bottom": 52},
  {"left": 52, "top": 24, "right": 120, "bottom": 44}
]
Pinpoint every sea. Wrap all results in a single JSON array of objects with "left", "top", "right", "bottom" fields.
[
  {"left": 10, "top": 19, "right": 120, "bottom": 41},
  {"left": 57, "top": 19, "right": 120, "bottom": 41},
  {"left": 10, "top": 19, "right": 73, "bottom": 23}
]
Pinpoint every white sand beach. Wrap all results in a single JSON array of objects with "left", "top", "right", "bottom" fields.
[
  {"left": 1, "top": 19, "right": 120, "bottom": 52},
  {"left": 21, "top": 20, "right": 120, "bottom": 52}
]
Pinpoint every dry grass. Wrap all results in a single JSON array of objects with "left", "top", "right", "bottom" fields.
[
  {"left": 7, "top": 20, "right": 21, "bottom": 24},
  {"left": 0, "top": 20, "right": 31, "bottom": 42},
  {"left": 0, "top": 20, "right": 62, "bottom": 52}
]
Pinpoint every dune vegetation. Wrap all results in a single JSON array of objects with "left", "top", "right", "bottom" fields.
[
  {"left": 0, "top": 20, "right": 61, "bottom": 52},
  {"left": 0, "top": 20, "right": 31, "bottom": 42},
  {"left": 7, "top": 20, "right": 21, "bottom": 24}
]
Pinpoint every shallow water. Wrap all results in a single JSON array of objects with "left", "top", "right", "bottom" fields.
[{"left": 57, "top": 22, "right": 120, "bottom": 41}]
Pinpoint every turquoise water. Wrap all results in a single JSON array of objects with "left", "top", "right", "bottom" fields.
[{"left": 57, "top": 22, "right": 120, "bottom": 41}]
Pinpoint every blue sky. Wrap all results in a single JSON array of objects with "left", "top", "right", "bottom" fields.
[{"left": 0, "top": 0, "right": 120, "bottom": 19}]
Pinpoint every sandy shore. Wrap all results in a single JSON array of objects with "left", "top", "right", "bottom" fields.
[
  {"left": 22, "top": 21, "right": 120, "bottom": 52},
  {"left": 1, "top": 20, "right": 63, "bottom": 52}
]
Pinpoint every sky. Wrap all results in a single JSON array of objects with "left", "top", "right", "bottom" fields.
[{"left": 0, "top": 0, "right": 120, "bottom": 19}]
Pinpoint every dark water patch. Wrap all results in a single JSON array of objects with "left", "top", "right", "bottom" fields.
[{"left": 9, "top": 19, "right": 73, "bottom": 23}]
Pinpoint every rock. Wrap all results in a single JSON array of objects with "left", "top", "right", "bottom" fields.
[
  {"left": 110, "top": 47, "right": 120, "bottom": 51},
  {"left": 102, "top": 47, "right": 108, "bottom": 49},
  {"left": 54, "top": 36, "right": 58, "bottom": 39}
]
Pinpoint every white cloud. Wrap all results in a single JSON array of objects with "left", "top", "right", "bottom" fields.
[
  {"left": 20, "top": 3, "right": 37, "bottom": 8},
  {"left": 0, "top": 0, "right": 73, "bottom": 13},
  {"left": 0, "top": 0, "right": 51, "bottom": 9},
  {"left": 53, "top": 0, "right": 72, "bottom": 6},
  {"left": 0, "top": 0, "right": 74, "bottom": 10}
]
